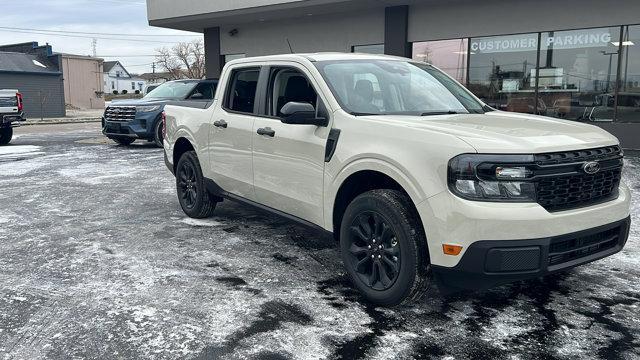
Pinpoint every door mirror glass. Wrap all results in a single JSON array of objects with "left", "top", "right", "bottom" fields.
[{"left": 281, "top": 101, "right": 326, "bottom": 126}]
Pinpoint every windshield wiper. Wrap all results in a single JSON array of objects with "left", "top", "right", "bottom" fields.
[
  {"left": 420, "top": 110, "right": 461, "bottom": 116},
  {"left": 349, "top": 112, "right": 381, "bottom": 116}
]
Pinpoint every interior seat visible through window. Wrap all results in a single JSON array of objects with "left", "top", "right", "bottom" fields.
[{"left": 270, "top": 69, "right": 317, "bottom": 117}]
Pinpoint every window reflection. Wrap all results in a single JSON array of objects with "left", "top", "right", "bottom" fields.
[
  {"left": 538, "top": 27, "right": 620, "bottom": 122},
  {"left": 617, "top": 25, "right": 640, "bottom": 123},
  {"left": 412, "top": 39, "right": 468, "bottom": 83},
  {"left": 467, "top": 33, "right": 539, "bottom": 114}
]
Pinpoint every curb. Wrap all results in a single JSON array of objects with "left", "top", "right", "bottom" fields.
[{"left": 22, "top": 119, "right": 102, "bottom": 126}]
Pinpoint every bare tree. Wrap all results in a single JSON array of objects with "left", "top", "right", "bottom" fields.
[{"left": 155, "top": 40, "right": 206, "bottom": 80}]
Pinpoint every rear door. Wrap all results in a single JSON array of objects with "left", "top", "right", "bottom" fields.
[
  {"left": 251, "top": 64, "right": 331, "bottom": 226},
  {"left": 208, "top": 67, "right": 261, "bottom": 200}
]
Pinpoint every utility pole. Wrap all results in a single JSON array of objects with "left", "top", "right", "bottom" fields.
[
  {"left": 151, "top": 62, "right": 156, "bottom": 74},
  {"left": 91, "top": 38, "right": 97, "bottom": 58}
]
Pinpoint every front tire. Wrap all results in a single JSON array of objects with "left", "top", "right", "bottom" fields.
[
  {"left": 111, "top": 137, "right": 135, "bottom": 146},
  {"left": 176, "top": 151, "right": 217, "bottom": 218},
  {"left": 0, "top": 127, "right": 13, "bottom": 145},
  {"left": 340, "top": 189, "right": 430, "bottom": 306},
  {"left": 152, "top": 120, "right": 163, "bottom": 148}
]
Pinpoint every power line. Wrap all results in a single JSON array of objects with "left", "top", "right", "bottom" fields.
[
  {"left": 0, "top": 26, "right": 200, "bottom": 37},
  {"left": 0, "top": 29, "right": 184, "bottom": 44}
]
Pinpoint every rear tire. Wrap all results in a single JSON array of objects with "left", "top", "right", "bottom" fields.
[
  {"left": 111, "top": 137, "right": 135, "bottom": 146},
  {"left": 0, "top": 127, "right": 13, "bottom": 145},
  {"left": 153, "top": 120, "right": 163, "bottom": 148},
  {"left": 340, "top": 189, "right": 430, "bottom": 306},
  {"left": 176, "top": 151, "right": 217, "bottom": 218}
]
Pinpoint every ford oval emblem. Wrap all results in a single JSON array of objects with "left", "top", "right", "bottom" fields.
[{"left": 582, "top": 161, "right": 601, "bottom": 174}]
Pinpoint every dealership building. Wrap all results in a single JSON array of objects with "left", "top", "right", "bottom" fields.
[{"left": 147, "top": 0, "right": 640, "bottom": 149}]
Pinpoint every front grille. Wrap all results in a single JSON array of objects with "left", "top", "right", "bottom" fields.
[
  {"left": 533, "top": 146, "right": 623, "bottom": 212},
  {"left": 534, "top": 145, "right": 621, "bottom": 165},
  {"left": 548, "top": 226, "right": 620, "bottom": 266},
  {"left": 104, "top": 106, "right": 136, "bottom": 122}
]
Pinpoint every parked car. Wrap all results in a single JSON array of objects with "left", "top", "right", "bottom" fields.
[
  {"left": 102, "top": 79, "right": 217, "bottom": 147},
  {"left": 0, "top": 89, "right": 25, "bottom": 145},
  {"left": 163, "top": 53, "right": 630, "bottom": 306},
  {"left": 587, "top": 92, "right": 640, "bottom": 123}
]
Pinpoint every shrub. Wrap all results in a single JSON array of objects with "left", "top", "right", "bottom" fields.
[
  {"left": 112, "top": 90, "right": 118, "bottom": 95},
  {"left": 135, "top": 90, "right": 140, "bottom": 94},
  {"left": 122, "top": 90, "right": 128, "bottom": 95}
]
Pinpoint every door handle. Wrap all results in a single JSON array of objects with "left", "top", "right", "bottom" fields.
[
  {"left": 213, "top": 120, "right": 228, "bottom": 128},
  {"left": 257, "top": 127, "right": 275, "bottom": 137}
]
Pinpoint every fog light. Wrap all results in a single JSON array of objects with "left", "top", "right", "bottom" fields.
[{"left": 443, "top": 244, "right": 463, "bottom": 256}]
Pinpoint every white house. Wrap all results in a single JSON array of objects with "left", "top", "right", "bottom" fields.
[{"left": 103, "top": 61, "right": 147, "bottom": 94}]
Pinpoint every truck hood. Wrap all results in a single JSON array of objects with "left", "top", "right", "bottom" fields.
[
  {"left": 109, "top": 98, "right": 170, "bottom": 107},
  {"left": 360, "top": 111, "right": 619, "bottom": 153}
]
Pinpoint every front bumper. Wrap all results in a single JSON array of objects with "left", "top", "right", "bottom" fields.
[
  {"left": 102, "top": 112, "right": 161, "bottom": 140},
  {"left": 432, "top": 216, "right": 631, "bottom": 290}
]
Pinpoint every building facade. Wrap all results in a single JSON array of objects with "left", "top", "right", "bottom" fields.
[
  {"left": 103, "top": 61, "right": 147, "bottom": 94},
  {"left": 61, "top": 54, "right": 105, "bottom": 110},
  {"left": 147, "top": 0, "right": 640, "bottom": 149},
  {"left": 0, "top": 42, "right": 65, "bottom": 118}
]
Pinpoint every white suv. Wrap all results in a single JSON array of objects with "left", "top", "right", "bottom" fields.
[{"left": 163, "top": 53, "right": 631, "bottom": 306}]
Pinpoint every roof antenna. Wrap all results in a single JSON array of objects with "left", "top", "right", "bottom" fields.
[{"left": 286, "top": 38, "right": 294, "bottom": 54}]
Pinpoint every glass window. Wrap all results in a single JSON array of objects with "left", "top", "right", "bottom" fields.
[
  {"left": 468, "top": 33, "right": 539, "bottom": 114},
  {"left": 413, "top": 39, "right": 468, "bottom": 83},
  {"left": 352, "top": 44, "right": 384, "bottom": 55},
  {"left": 617, "top": 25, "right": 640, "bottom": 123},
  {"left": 315, "top": 60, "right": 485, "bottom": 116},
  {"left": 225, "top": 68, "right": 260, "bottom": 113},
  {"left": 267, "top": 68, "right": 318, "bottom": 117},
  {"left": 224, "top": 53, "right": 246, "bottom": 64},
  {"left": 539, "top": 27, "right": 620, "bottom": 122},
  {"left": 131, "top": 82, "right": 135, "bottom": 90},
  {"left": 144, "top": 81, "right": 197, "bottom": 99}
]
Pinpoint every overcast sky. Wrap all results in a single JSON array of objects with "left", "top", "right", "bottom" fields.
[{"left": 0, "top": 0, "right": 202, "bottom": 75}]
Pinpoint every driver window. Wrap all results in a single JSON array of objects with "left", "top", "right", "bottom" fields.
[
  {"left": 188, "top": 83, "right": 216, "bottom": 100},
  {"left": 268, "top": 68, "right": 318, "bottom": 117}
]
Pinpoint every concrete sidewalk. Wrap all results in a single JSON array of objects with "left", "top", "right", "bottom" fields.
[{"left": 24, "top": 108, "right": 104, "bottom": 125}]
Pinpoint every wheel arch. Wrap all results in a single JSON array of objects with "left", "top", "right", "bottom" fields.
[
  {"left": 173, "top": 136, "right": 196, "bottom": 173},
  {"left": 329, "top": 163, "right": 426, "bottom": 243}
]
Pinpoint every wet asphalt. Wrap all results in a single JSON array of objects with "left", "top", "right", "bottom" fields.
[{"left": 0, "top": 123, "right": 639, "bottom": 359}]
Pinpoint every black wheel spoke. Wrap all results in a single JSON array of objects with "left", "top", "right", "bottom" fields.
[
  {"left": 350, "top": 226, "right": 368, "bottom": 242},
  {"left": 346, "top": 211, "right": 401, "bottom": 291},
  {"left": 349, "top": 243, "right": 368, "bottom": 256},
  {"left": 378, "top": 262, "right": 392, "bottom": 287}
]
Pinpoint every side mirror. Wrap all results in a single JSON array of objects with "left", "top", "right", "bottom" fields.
[
  {"left": 280, "top": 101, "right": 327, "bottom": 126},
  {"left": 190, "top": 92, "right": 204, "bottom": 100}
]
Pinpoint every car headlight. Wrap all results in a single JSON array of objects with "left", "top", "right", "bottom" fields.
[
  {"left": 137, "top": 105, "right": 161, "bottom": 113},
  {"left": 448, "top": 154, "right": 537, "bottom": 202}
]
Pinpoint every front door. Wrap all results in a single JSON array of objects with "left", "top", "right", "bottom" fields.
[
  {"left": 209, "top": 67, "right": 260, "bottom": 200},
  {"left": 252, "top": 66, "right": 330, "bottom": 226}
]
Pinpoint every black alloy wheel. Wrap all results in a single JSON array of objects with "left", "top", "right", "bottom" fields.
[
  {"left": 346, "top": 212, "right": 400, "bottom": 291},
  {"left": 175, "top": 151, "right": 217, "bottom": 218},
  {"left": 340, "top": 189, "right": 430, "bottom": 306},
  {"left": 178, "top": 160, "right": 198, "bottom": 210}
]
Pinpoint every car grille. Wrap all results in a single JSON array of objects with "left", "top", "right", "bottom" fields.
[
  {"left": 548, "top": 226, "right": 621, "bottom": 266},
  {"left": 104, "top": 106, "right": 136, "bottom": 122},
  {"left": 533, "top": 146, "right": 623, "bottom": 212}
]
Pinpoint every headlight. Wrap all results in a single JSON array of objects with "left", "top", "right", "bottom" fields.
[
  {"left": 448, "top": 154, "right": 537, "bottom": 202},
  {"left": 137, "top": 105, "right": 161, "bottom": 113}
]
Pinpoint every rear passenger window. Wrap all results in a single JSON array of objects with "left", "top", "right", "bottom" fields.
[{"left": 225, "top": 68, "right": 260, "bottom": 113}]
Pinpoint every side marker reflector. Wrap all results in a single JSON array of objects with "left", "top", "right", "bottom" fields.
[{"left": 443, "top": 244, "right": 463, "bottom": 256}]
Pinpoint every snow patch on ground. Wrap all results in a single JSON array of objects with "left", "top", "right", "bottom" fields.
[
  {"left": 180, "top": 218, "right": 223, "bottom": 227},
  {"left": 0, "top": 145, "right": 42, "bottom": 156}
]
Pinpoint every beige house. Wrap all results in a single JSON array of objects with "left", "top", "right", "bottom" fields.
[{"left": 60, "top": 54, "right": 105, "bottom": 110}]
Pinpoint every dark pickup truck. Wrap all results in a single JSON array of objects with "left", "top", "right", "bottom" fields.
[
  {"left": 0, "top": 89, "right": 25, "bottom": 145},
  {"left": 102, "top": 79, "right": 218, "bottom": 147}
]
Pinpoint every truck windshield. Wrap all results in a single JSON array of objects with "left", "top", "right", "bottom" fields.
[
  {"left": 144, "top": 81, "right": 197, "bottom": 100},
  {"left": 314, "top": 60, "right": 486, "bottom": 116}
]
